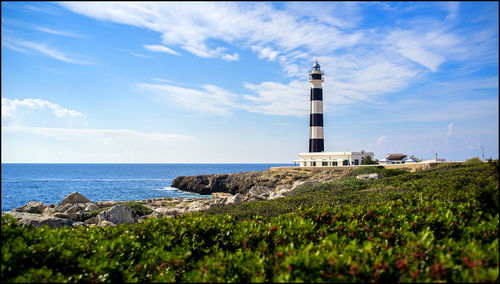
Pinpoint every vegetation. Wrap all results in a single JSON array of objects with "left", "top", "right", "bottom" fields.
[
  {"left": 82, "top": 202, "right": 153, "bottom": 221},
  {"left": 361, "top": 155, "right": 378, "bottom": 165},
  {"left": 2, "top": 160, "right": 498, "bottom": 282}
]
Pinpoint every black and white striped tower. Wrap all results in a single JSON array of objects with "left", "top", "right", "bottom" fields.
[{"left": 309, "top": 60, "right": 324, "bottom": 152}]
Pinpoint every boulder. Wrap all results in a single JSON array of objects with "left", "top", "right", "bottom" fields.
[
  {"left": 59, "top": 192, "right": 91, "bottom": 206},
  {"left": 13, "top": 201, "right": 46, "bottom": 214},
  {"left": 248, "top": 186, "right": 273, "bottom": 198},
  {"left": 53, "top": 212, "right": 82, "bottom": 221},
  {"left": 97, "top": 205, "right": 135, "bottom": 225},
  {"left": 84, "top": 216, "right": 99, "bottom": 225},
  {"left": 226, "top": 193, "right": 243, "bottom": 205},
  {"left": 2, "top": 211, "right": 73, "bottom": 228},
  {"left": 268, "top": 187, "right": 293, "bottom": 200},
  {"left": 85, "top": 203, "right": 100, "bottom": 211},
  {"left": 356, "top": 173, "right": 381, "bottom": 181},
  {"left": 209, "top": 197, "right": 230, "bottom": 209}
]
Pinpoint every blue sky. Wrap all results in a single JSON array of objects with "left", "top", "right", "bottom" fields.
[{"left": 1, "top": 2, "right": 498, "bottom": 163}]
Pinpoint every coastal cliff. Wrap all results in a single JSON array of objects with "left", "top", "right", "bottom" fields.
[
  {"left": 171, "top": 163, "right": 441, "bottom": 195},
  {"left": 171, "top": 167, "right": 352, "bottom": 195}
]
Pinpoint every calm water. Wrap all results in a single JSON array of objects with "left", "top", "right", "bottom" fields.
[{"left": 1, "top": 163, "right": 292, "bottom": 212}]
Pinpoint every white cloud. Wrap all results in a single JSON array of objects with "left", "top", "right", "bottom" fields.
[
  {"left": 242, "top": 80, "right": 309, "bottom": 116},
  {"left": 130, "top": 52, "right": 150, "bottom": 59},
  {"left": 2, "top": 126, "right": 190, "bottom": 142},
  {"left": 446, "top": 122, "right": 454, "bottom": 137},
  {"left": 1, "top": 98, "right": 190, "bottom": 163},
  {"left": 2, "top": 98, "right": 88, "bottom": 128},
  {"left": 3, "top": 38, "right": 90, "bottom": 64},
  {"left": 252, "top": 45, "right": 279, "bottom": 61},
  {"left": 377, "top": 136, "right": 387, "bottom": 146},
  {"left": 34, "top": 26, "right": 83, "bottom": 37},
  {"left": 221, "top": 52, "right": 239, "bottom": 61},
  {"left": 59, "top": 2, "right": 363, "bottom": 62},
  {"left": 138, "top": 83, "right": 240, "bottom": 116},
  {"left": 143, "top": 44, "right": 180, "bottom": 55}
]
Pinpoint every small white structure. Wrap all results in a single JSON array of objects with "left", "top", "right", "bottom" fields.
[
  {"left": 294, "top": 151, "right": 375, "bottom": 167},
  {"left": 378, "top": 154, "right": 407, "bottom": 165}
]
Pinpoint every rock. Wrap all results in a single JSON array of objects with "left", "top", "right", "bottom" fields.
[
  {"left": 100, "top": 220, "right": 116, "bottom": 227},
  {"left": 2, "top": 211, "right": 73, "bottom": 228},
  {"left": 291, "top": 180, "right": 309, "bottom": 191},
  {"left": 268, "top": 187, "right": 293, "bottom": 200},
  {"left": 13, "top": 201, "right": 46, "bottom": 214},
  {"left": 53, "top": 212, "right": 82, "bottom": 221},
  {"left": 72, "top": 222, "right": 87, "bottom": 227},
  {"left": 211, "top": 192, "right": 233, "bottom": 200},
  {"left": 356, "top": 173, "right": 381, "bottom": 181},
  {"left": 97, "top": 205, "right": 135, "bottom": 225},
  {"left": 209, "top": 197, "right": 230, "bottom": 209},
  {"left": 84, "top": 216, "right": 98, "bottom": 225},
  {"left": 59, "top": 192, "right": 91, "bottom": 206},
  {"left": 226, "top": 193, "right": 243, "bottom": 205},
  {"left": 85, "top": 203, "right": 99, "bottom": 211},
  {"left": 248, "top": 186, "right": 273, "bottom": 198},
  {"left": 186, "top": 200, "right": 210, "bottom": 212},
  {"left": 65, "top": 204, "right": 85, "bottom": 213},
  {"left": 274, "top": 184, "right": 291, "bottom": 192},
  {"left": 171, "top": 167, "right": 353, "bottom": 196}
]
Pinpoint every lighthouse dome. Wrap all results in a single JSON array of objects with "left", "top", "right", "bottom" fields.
[{"left": 313, "top": 61, "right": 320, "bottom": 69}]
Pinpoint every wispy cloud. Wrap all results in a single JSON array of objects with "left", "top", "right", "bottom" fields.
[
  {"left": 59, "top": 2, "right": 497, "bottom": 104},
  {"left": 377, "top": 136, "right": 387, "bottom": 146},
  {"left": 2, "top": 126, "right": 190, "bottom": 142},
  {"left": 3, "top": 38, "right": 91, "bottom": 64},
  {"left": 446, "top": 122, "right": 454, "bottom": 138},
  {"left": 143, "top": 44, "right": 180, "bottom": 55},
  {"left": 138, "top": 83, "right": 241, "bottom": 116},
  {"left": 34, "top": 26, "right": 83, "bottom": 37},
  {"left": 2, "top": 98, "right": 189, "bottom": 144}
]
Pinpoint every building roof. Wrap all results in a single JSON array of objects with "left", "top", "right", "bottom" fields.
[{"left": 385, "top": 153, "right": 407, "bottom": 160}]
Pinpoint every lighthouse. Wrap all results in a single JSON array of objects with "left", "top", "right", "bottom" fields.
[
  {"left": 293, "top": 60, "right": 375, "bottom": 167},
  {"left": 309, "top": 60, "right": 324, "bottom": 152}
]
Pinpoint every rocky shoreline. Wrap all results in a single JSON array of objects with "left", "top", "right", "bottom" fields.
[
  {"left": 3, "top": 163, "right": 442, "bottom": 228},
  {"left": 2, "top": 179, "right": 309, "bottom": 228}
]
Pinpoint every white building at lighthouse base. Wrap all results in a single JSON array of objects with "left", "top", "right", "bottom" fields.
[{"left": 294, "top": 151, "right": 375, "bottom": 167}]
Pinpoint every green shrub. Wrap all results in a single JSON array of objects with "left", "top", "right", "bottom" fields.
[
  {"left": 82, "top": 202, "right": 153, "bottom": 221},
  {"left": 1, "top": 160, "right": 498, "bottom": 283},
  {"left": 121, "top": 202, "right": 154, "bottom": 217},
  {"left": 465, "top": 157, "right": 484, "bottom": 165}
]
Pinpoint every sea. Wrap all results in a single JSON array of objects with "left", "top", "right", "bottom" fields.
[{"left": 1, "top": 163, "right": 293, "bottom": 212}]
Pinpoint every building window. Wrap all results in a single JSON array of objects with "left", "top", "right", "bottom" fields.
[
  {"left": 322, "top": 162, "right": 328, "bottom": 166},
  {"left": 311, "top": 162, "right": 316, "bottom": 167},
  {"left": 332, "top": 162, "right": 338, "bottom": 166},
  {"left": 354, "top": 159, "right": 359, "bottom": 165},
  {"left": 343, "top": 160, "right": 349, "bottom": 166}
]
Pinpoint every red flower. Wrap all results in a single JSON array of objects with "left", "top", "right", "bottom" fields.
[
  {"left": 349, "top": 264, "right": 359, "bottom": 276},
  {"left": 395, "top": 259, "right": 408, "bottom": 271},
  {"left": 410, "top": 269, "right": 420, "bottom": 280},
  {"left": 269, "top": 226, "right": 278, "bottom": 232}
]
